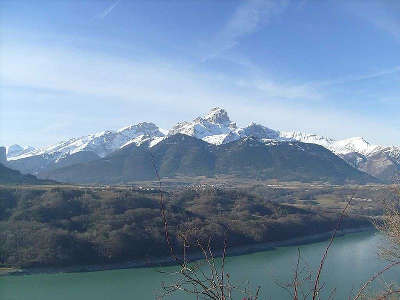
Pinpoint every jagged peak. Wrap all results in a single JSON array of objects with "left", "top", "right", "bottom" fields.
[
  {"left": 117, "top": 122, "right": 162, "bottom": 134},
  {"left": 204, "top": 107, "right": 231, "bottom": 125},
  {"left": 241, "top": 122, "right": 279, "bottom": 139}
]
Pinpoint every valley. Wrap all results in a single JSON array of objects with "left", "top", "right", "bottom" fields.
[{"left": 3, "top": 2, "right": 400, "bottom": 299}]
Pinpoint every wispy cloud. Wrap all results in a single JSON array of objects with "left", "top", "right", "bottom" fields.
[
  {"left": 345, "top": 1, "right": 400, "bottom": 41},
  {"left": 2, "top": 41, "right": 399, "bottom": 146},
  {"left": 311, "top": 66, "right": 400, "bottom": 87},
  {"left": 96, "top": 0, "right": 121, "bottom": 19},
  {"left": 235, "top": 78, "right": 321, "bottom": 100},
  {"left": 0, "top": 43, "right": 320, "bottom": 108},
  {"left": 202, "top": 0, "right": 289, "bottom": 61}
]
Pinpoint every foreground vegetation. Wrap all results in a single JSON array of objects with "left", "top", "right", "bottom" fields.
[
  {"left": 0, "top": 184, "right": 378, "bottom": 269},
  {"left": 158, "top": 187, "right": 400, "bottom": 300}
]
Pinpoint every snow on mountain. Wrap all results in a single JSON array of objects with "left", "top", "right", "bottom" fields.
[
  {"left": 7, "top": 122, "right": 165, "bottom": 161},
  {"left": 6, "top": 107, "right": 398, "bottom": 163},
  {"left": 168, "top": 107, "right": 238, "bottom": 145},
  {"left": 5, "top": 107, "right": 400, "bottom": 182},
  {"left": 280, "top": 131, "right": 400, "bottom": 182},
  {"left": 166, "top": 107, "right": 376, "bottom": 157},
  {"left": 6, "top": 144, "right": 37, "bottom": 159},
  {"left": 329, "top": 137, "right": 381, "bottom": 156},
  {"left": 279, "top": 132, "right": 381, "bottom": 156},
  {"left": 384, "top": 146, "right": 400, "bottom": 160},
  {"left": 279, "top": 132, "right": 335, "bottom": 149},
  {"left": 239, "top": 122, "right": 280, "bottom": 140},
  {"left": 168, "top": 107, "right": 280, "bottom": 145},
  {"left": 166, "top": 108, "right": 400, "bottom": 182}
]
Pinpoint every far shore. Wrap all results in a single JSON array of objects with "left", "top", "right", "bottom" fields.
[{"left": 2, "top": 225, "right": 376, "bottom": 277}]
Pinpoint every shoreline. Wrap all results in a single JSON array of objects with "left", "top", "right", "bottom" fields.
[{"left": 3, "top": 226, "right": 375, "bottom": 277}]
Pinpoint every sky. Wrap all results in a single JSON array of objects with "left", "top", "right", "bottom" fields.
[{"left": 0, "top": 0, "right": 400, "bottom": 147}]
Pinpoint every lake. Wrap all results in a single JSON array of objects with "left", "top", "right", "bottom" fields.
[{"left": 1, "top": 231, "right": 399, "bottom": 299}]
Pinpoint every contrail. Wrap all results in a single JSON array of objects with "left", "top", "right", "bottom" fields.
[{"left": 97, "top": 0, "right": 121, "bottom": 19}]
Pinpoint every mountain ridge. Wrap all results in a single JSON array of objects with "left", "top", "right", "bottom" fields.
[
  {"left": 40, "top": 133, "right": 378, "bottom": 185},
  {"left": 3, "top": 107, "right": 399, "bottom": 182}
]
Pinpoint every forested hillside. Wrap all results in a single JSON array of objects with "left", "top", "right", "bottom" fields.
[
  {"left": 0, "top": 186, "right": 372, "bottom": 268},
  {"left": 0, "top": 163, "right": 54, "bottom": 185}
]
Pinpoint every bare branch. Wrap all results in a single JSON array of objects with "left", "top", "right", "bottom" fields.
[{"left": 312, "top": 195, "right": 353, "bottom": 300}]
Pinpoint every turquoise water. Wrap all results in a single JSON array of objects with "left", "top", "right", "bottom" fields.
[{"left": 1, "top": 231, "right": 399, "bottom": 299}]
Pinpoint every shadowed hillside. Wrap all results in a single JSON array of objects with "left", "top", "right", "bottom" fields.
[
  {"left": 39, "top": 134, "right": 379, "bottom": 185},
  {"left": 0, "top": 163, "right": 55, "bottom": 185}
]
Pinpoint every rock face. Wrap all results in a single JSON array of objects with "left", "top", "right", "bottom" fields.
[
  {"left": 168, "top": 108, "right": 280, "bottom": 145},
  {"left": 0, "top": 147, "right": 6, "bottom": 164}
]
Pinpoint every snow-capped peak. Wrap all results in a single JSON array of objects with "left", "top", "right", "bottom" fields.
[
  {"left": 7, "top": 122, "right": 165, "bottom": 161},
  {"left": 117, "top": 122, "right": 162, "bottom": 136},
  {"left": 279, "top": 132, "right": 381, "bottom": 157},
  {"left": 167, "top": 108, "right": 284, "bottom": 146},
  {"left": 204, "top": 107, "right": 231, "bottom": 125},
  {"left": 168, "top": 107, "right": 237, "bottom": 144},
  {"left": 330, "top": 137, "right": 379, "bottom": 156}
]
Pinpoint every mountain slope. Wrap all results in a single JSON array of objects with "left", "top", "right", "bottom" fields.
[
  {"left": 0, "top": 147, "right": 6, "bottom": 164},
  {"left": 41, "top": 134, "right": 378, "bottom": 185},
  {"left": 355, "top": 147, "right": 400, "bottom": 182},
  {"left": 215, "top": 137, "right": 376, "bottom": 184},
  {"left": 6, "top": 144, "right": 37, "bottom": 159},
  {"left": 41, "top": 134, "right": 217, "bottom": 184},
  {"left": 152, "top": 134, "right": 217, "bottom": 177},
  {"left": 0, "top": 163, "right": 54, "bottom": 185},
  {"left": 283, "top": 133, "right": 400, "bottom": 182},
  {"left": 39, "top": 142, "right": 161, "bottom": 184},
  {"left": 6, "top": 122, "right": 165, "bottom": 175},
  {"left": 7, "top": 151, "right": 102, "bottom": 176}
]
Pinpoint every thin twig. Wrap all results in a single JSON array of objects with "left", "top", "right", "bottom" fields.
[
  {"left": 312, "top": 196, "right": 353, "bottom": 300},
  {"left": 352, "top": 261, "right": 400, "bottom": 300}
]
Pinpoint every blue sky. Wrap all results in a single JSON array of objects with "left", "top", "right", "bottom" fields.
[{"left": 1, "top": 0, "right": 399, "bottom": 147}]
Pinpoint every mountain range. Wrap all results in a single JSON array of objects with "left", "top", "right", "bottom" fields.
[
  {"left": 3, "top": 108, "right": 399, "bottom": 183},
  {"left": 39, "top": 134, "right": 376, "bottom": 185}
]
